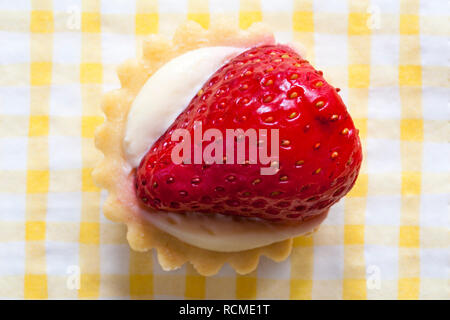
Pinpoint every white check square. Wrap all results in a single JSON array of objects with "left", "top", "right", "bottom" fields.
[
  {"left": 53, "top": 0, "right": 82, "bottom": 12},
  {"left": 47, "top": 192, "right": 82, "bottom": 222},
  {"left": 100, "top": 190, "right": 113, "bottom": 224},
  {"left": 50, "top": 85, "right": 82, "bottom": 117},
  {"left": 0, "top": 32, "right": 29, "bottom": 63},
  {"left": 158, "top": 0, "right": 187, "bottom": 13},
  {"left": 365, "top": 245, "right": 398, "bottom": 280},
  {"left": 337, "top": 87, "right": 348, "bottom": 106},
  {"left": 0, "top": 0, "right": 30, "bottom": 11},
  {"left": 323, "top": 198, "right": 345, "bottom": 225},
  {"left": 210, "top": 0, "right": 240, "bottom": 13},
  {"left": 257, "top": 256, "right": 291, "bottom": 279},
  {"left": 368, "top": 87, "right": 401, "bottom": 119},
  {"left": 0, "top": 242, "right": 25, "bottom": 275},
  {"left": 420, "top": 194, "right": 449, "bottom": 227},
  {"left": 100, "top": 244, "right": 130, "bottom": 274},
  {"left": 102, "top": 33, "right": 136, "bottom": 64},
  {"left": 46, "top": 242, "right": 79, "bottom": 275},
  {"left": 314, "top": 34, "right": 348, "bottom": 67},
  {"left": 261, "top": 0, "right": 293, "bottom": 12},
  {"left": 370, "top": 0, "right": 400, "bottom": 13},
  {"left": 313, "top": 245, "right": 343, "bottom": 280},
  {"left": 313, "top": 0, "right": 348, "bottom": 13},
  {"left": 371, "top": 34, "right": 399, "bottom": 66},
  {"left": 421, "top": 35, "right": 449, "bottom": 67},
  {"left": 366, "top": 138, "right": 401, "bottom": 173},
  {"left": 210, "top": 262, "right": 236, "bottom": 277},
  {"left": 0, "top": 193, "right": 25, "bottom": 221},
  {"left": 101, "top": 0, "right": 135, "bottom": 14},
  {"left": 49, "top": 136, "right": 81, "bottom": 169},
  {"left": 422, "top": 87, "right": 450, "bottom": 120},
  {"left": 274, "top": 32, "right": 293, "bottom": 44},
  {"left": 0, "top": 86, "right": 30, "bottom": 115},
  {"left": 420, "top": 1, "right": 446, "bottom": 15},
  {"left": 53, "top": 33, "right": 81, "bottom": 64},
  {"left": 420, "top": 248, "right": 448, "bottom": 278},
  {"left": 0, "top": 137, "right": 27, "bottom": 171},
  {"left": 422, "top": 142, "right": 450, "bottom": 173},
  {"left": 366, "top": 195, "right": 401, "bottom": 225}
]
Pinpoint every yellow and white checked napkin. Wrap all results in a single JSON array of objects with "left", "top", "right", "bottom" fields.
[{"left": 0, "top": 0, "right": 448, "bottom": 299}]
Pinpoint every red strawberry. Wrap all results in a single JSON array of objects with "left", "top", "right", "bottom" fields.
[{"left": 135, "top": 45, "right": 362, "bottom": 222}]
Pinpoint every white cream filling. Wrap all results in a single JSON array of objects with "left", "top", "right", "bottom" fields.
[
  {"left": 143, "top": 209, "right": 326, "bottom": 252},
  {"left": 124, "top": 46, "right": 244, "bottom": 168},
  {"left": 123, "top": 45, "right": 320, "bottom": 252}
]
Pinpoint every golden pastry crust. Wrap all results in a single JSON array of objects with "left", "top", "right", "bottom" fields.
[{"left": 93, "top": 20, "right": 317, "bottom": 276}]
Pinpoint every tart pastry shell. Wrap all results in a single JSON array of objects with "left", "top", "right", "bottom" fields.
[{"left": 93, "top": 20, "right": 321, "bottom": 276}]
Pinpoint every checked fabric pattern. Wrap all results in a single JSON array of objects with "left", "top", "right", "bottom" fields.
[{"left": 0, "top": 0, "right": 448, "bottom": 299}]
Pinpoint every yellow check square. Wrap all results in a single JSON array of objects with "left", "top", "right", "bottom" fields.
[
  {"left": 398, "top": 278, "right": 420, "bottom": 299},
  {"left": 82, "top": 168, "right": 100, "bottom": 192},
  {"left": 343, "top": 279, "right": 367, "bottom": 300},
  {"left": 27, "top": 170, "right": 49, "bottom": 194},
  {"left": 130, "top": 275, "right": 153, "bottom": 297},
  {"left": 347, "top": 173, "right": 368, "bottom": 197},
  {"left": 293, "top": 11, "right": 314, "bottom": 32},
  {"left": 78, "top": 274, "right": 100, "bottom": 298},
  {"left": 348, "top": 13, "right": 371, "bottom": 35},
  {"left": 239, "top": 11, "right": 262, "bottom": 29},
  {"left": 31, "top": 62, "right": 52, "bottom": 86},
  {"left": 293, "top": 235, "right": 313, "bottom": 247},
  {"left": 290, "top": 279, "right": 312, "bottom": 299},
  {"left": 30, "top": 11, "right": 54, "bottom": 33},
  {"left": 26, "top": 221, "right": 46, "bottom": 241},
  {"left": 185, "top": 275, "right": 206, "bottom": 299},
  {"left": 29, "top": 115, "right": 49, "bottom": 136},
  {"left": 81, "top": 116, "right": 104, "bottom": 138},
  {"left": 344, "top": 225, "right": 365, "bottom": 245},
  {"left": 135, "top": 13, "right": 159, "bottom": 35},
  {"left": 399, "top": 65, "right": 422, "bottom": 86},
  {"left": 400, "top": 119, "right": 423, "bottom": 141},
  {"left": 399, "top": 226, "right": 420, "bottom": 247},
  {"left": 400, "top": 14, "right": 419, "bottom": 35},
  {"left": 349, "top": 65, "right": 370, "bottom": 88},
  {"left": 80, "top": 63, "right": 103, "bottom": 84},
  {"left": 353, "top": 118, "right": 367, "bottom": 139},
  {"left": 24, "top": 275, "right": 48, "bottom": 299},
  {"left": 401, "top": 172, "right": 421, "bottom": 195},
  {"left": 79, "top": 222, "right": 100, "bottom": 244},
  {"left": 82, "top": 12, "right": 101, "bottom": 33},
  {"left": 236, "top": 276, "right": 257, "bottom": 299},
  {"left": 187, "top": 13, "right": 210, "bottom": 29}
]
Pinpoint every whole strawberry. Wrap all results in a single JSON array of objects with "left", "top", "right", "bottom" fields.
[{"left": 136, "top": 45, "right": 362, "bottom": 222}]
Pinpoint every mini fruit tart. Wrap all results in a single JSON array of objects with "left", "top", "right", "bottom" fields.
[{"left": 93, "top": 20, "right": 362, "bottom": 276}]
